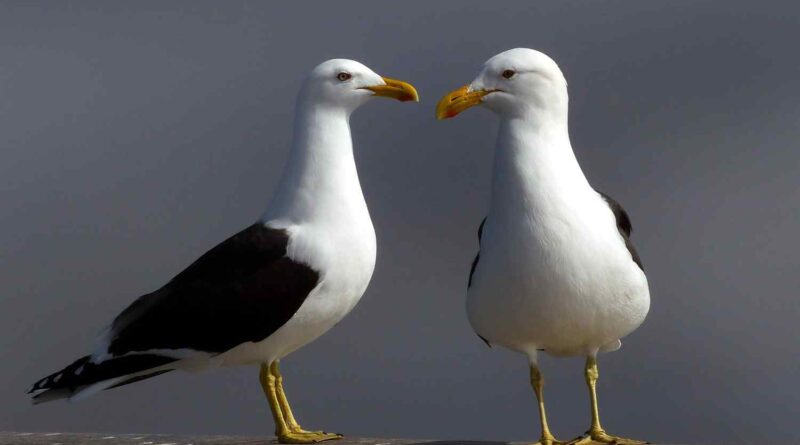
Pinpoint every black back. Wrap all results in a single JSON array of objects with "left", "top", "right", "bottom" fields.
[
  {"left": 468, "top": 218, "right": 486, "bottom": 288},
  {"left": 598, "top": 192, "right": 643, "bottom": 271},
  {"left": 467, "top": 218, "right": 491, "bottom": 347},
  {"left": 107, "top": 223, "right": 320, "bottom": 355}
]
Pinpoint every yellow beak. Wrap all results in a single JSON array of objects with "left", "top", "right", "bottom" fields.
[
  {"left": 361, "top": 77, "right": 419, "bottom": 102},
  {"left": 435, "top": 85, "right": 492, "bottom": 120}
]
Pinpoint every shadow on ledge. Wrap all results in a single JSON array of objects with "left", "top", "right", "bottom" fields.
[{"left": 408, "top": 441, "right": 510, "bottom": 445}]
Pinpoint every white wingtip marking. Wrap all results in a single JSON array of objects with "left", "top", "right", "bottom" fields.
[
  {"left": 68, "top": 377, "right": 124, "bottom": 402},
  {"left": 29, "top": 387, "right": 48, "bottom": 396}
]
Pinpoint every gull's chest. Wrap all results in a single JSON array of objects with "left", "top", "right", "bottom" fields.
[
  {"left": 482, "top": 202, "right": 622, "bottom": 292},
  {"left": 466, "top": 196, "right": 649, "bottom": 354},
  {"left": 468, "top": 194, "right": 641, "bottom": 309},
  {"left": 321, "top": 220, "right": 377, "bottom": 297},
  {"left": 290, "top": 213, "right": 377, "bottom": 307}
]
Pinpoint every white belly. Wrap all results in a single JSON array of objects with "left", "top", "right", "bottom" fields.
[
  {"left": 216, "top": 218, "right": 376, "bottom": 367},
  {"left": 467, "top": 204, "right": 650, "bottom": 358}
]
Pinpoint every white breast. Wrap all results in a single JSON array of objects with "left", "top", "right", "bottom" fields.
[
  {"left": 467, "top": 193, "right": 649, "bottom": 357},
  {"left": 274, "top": 212, "right": 377, "bottom": 359},
  {"left": 293, "top": 194, "right": 377, "bottom": 318},
  {"left": 466, "top": 120, "right": 650, "bottom": 359},
  {"left": 214, "top": 205, "right": 376, "bottom": 369}
]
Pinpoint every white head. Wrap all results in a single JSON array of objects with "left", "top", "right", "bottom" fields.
[
  {"left": 436, "top": 48, "right": 568, "bottom": 122},
  {"left": 298, "top": 58, "right": 418, "bottom": 114}
]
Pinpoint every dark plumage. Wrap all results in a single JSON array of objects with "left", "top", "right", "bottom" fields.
[
  {"left": 108, "top": 224, "right": 319, "bottom": 355},
  {"left": 599, "top": 192, "right": 643, "bottom": 271},
  {"left": 28, "top": 354, "right": 175, "bottom": 404},
  {"left": 28, "top": 223, "right": 320, "bottom": 402},
  {"left": 468, "top": 218, "right": 486, "bottom": 288},
  {"left": 468, "top": 218, "right": 491, "bottom": 348}
]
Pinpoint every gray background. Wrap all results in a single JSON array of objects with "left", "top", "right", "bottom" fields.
[{"left": 1, "top": 1, "right": 799, "bottom": 443}]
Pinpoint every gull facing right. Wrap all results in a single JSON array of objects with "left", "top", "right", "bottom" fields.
[
  {"left": 436, "top": 48, "right": 650, "bottom": 445},
  {"left": 28, "top": 58, "right": 418, "bottom": 444}
]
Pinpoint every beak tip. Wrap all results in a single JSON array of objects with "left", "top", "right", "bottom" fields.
[
  {"left": 435, "top": 84, "right": 486, "bottom": 121},
  {"left": 435, "top": 107, "right": 457, "bottom": 120},
  {"left": 401, "top": 93, "right": 420, "bottom": 103},
  {"left": 374, "top": 76, "right": 419, "bottom": 103}
]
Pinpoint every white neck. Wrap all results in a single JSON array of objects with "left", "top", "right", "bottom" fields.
[
  {"left": 261, "top": 101, "right": 368, "bottom": 225},
  {"left": 489, "top": 112, "right": 592, "bottom": 221}
]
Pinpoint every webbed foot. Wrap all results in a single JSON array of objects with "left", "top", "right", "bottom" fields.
[
  {"left": 276, "top": 431, "right": 343, "bottom": 444},
  {"left": 567, "top": 430, "right": 647, "bottom": 445}
]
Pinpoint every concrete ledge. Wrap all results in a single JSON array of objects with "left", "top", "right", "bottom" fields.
[
  {"left": 0, "top": 433, "right": 682, "bottom": 445},
  {"left": 0, "top": 433, "right": 506, "bottom": 445}
]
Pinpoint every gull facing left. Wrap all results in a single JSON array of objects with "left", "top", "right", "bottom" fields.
[
  {"left": 437, "top": 48, "right": 649, "bottom": 445},
  {"left": 28, "top": 59, "right": 418, "bottom": 444}
]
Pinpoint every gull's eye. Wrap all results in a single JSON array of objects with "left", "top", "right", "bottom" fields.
[
  {"left": 502, "top": 69, "right": 516, "bottom": 79},
  {"left": 337, "top": 72, "right": 352, "bottom": 82}
]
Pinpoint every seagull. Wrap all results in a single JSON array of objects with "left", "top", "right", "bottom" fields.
[
  {"left": 436, "top": 48, "right": 650, "bottom": 445},
  {"left": 28, "top": 58, "right": 418, "bottom": 444}
]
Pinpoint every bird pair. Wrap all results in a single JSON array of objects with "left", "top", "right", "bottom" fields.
[{"left": 29, "top": 48, "right": 649, "bottom": 445}]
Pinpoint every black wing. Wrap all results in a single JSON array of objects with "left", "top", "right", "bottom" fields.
[
  {"left": 468, "top": 218, "right": 486, "bottom": 288},
  {"left": 468, "top": 218, "right": 492, "bottom": 347},
  {"left": 106, "top": 223, "right": 319, "bottom": 356},
  {"left": 598, "top": 192, "right": 643, "bottom": 271}
]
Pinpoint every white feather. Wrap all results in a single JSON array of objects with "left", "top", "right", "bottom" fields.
[
  {"left": 465, "top": 49, "right": 650, "bottom": 362},
  {"left": 200, "top": 60, "right": 379, "bottom": 368}
]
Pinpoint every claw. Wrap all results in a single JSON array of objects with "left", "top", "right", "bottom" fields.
[
  {"left": 566, "top": 432, "right": 647, "bottom": 445},
  {"left": 277, "top": 431, "right": 343, "bottom": 444}
]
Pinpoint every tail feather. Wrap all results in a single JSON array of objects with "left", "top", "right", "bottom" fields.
[{"left": 28, "top": 354, "right": 176, "bottom": 404}]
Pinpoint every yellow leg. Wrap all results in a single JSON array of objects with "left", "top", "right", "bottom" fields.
[
  {"left": 271, "top": 361, "right": 339, "bottom": 437},
  {"left": 259, "top": 363, "right": 291, "bottom": 438},
  {"left": 529, "top": 365, "right": 567, "bottom": 445},
  {"left": 568, "top": 357, "right": 647, "bottom": 445},
  {"left": 271, "top": 361, "right": 305, "bottom": 432},
  {"left": 259, "top": 362, "right": 342, "bottom": 444}
]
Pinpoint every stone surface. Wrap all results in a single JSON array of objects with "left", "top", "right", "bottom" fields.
[
  {"left": 0, "top": 433, "right": 683, "bottom": 445},
  {"left": 0, "top": 433, "right": 498, "bottom": 445}
]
